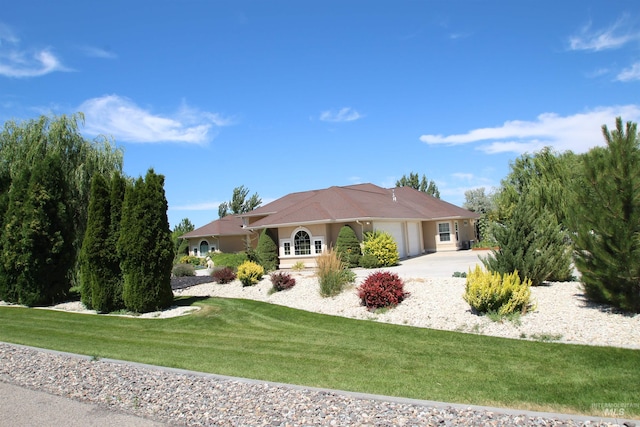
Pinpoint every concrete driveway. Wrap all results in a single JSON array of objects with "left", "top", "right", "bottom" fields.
[{"left": 355, "top": 249, "right": 489, "bottom": 279}]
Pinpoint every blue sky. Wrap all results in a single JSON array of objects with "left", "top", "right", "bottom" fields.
[{"left": 1, "top": 1, "right": 639, "bottom": 229}]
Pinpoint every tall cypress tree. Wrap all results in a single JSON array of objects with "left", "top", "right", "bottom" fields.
[
  {"left": 0, "top": 166, "right": 31, "bottom": 302},
  {"left": 79, "top": 174, "right": 111, "bottom": 310},
  {"left": 0, "top": 153, "right": 74, "bottom": 306},
  {"left": 119, "top": 169, "right": 174, "bottom": 313},
  {"left": 571, "top": 118, "right": 640, "bottom": 312},
  {"left": 106, "top": 172, "right": 127, "bottom": 310}
]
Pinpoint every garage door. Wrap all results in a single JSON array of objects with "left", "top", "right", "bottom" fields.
[
  {"left": 407, "top": 222, "right": 421, "bottom": 257},
  {"left": 373, "top": 222, "right": 406, "bottom": 259}
]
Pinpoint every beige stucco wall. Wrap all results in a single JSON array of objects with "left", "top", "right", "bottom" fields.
[
  {"left": 186, "top": 234, "right": 254, "bottom": 256},
  {"left": 277, "top": 222, "right": 374, "bottom": 269},
  {"left": 422, "top": 221, "right": 437, "bottom": 252}
]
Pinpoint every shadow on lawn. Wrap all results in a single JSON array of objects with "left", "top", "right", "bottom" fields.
[{"left": 173, "top": 295, "right": 210, "bottom": 307}]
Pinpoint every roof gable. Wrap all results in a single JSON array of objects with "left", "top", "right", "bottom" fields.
[{"left": 180, "top": 214, "right": 251, "bottom": 239}]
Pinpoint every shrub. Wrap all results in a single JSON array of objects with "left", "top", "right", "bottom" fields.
[
  {"left": 291, "top": 261, "right": 306, "bottom": 271},
  {"left": 362, "top": 230, "right": 399, "bottom": 267},
  {"left": 358, "top": 254, "right": 380, "bottom": 269},
  {"left": 179, "top": 255, "right": 202, "bottom": 267},
  {"left": 211, "top": 267, "right": 236, "bottom": 284},
  {"left": 270, "top": 272, "right": 296, "bottom": 292},
  {"left": 316, "top": 248, "right": 355, "bottom": 297},
  {"left": 463, "top": 265, "right": 532, "bottom": 316},
  {"left": 209, "top": 252, "right": 248, "bottom": 270},
  {"left": 237, "top": 260, "right": 264, "bottom": 287},
  {"left": 256, "top": 229, "right": 279, "bottom": 272},
  {"left": 357, "top": 271, "right": 407, "bottom": 310},
  {"left": 452, "top": 271, "right": 467, "bottom": 278},
  {"left": 172, "top": 263, "right": 195, "bottom": 277},
  {"left": 335, "top": 225, "right": 362, "bottom": 267}
]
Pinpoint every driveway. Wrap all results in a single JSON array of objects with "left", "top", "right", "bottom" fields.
[{"left": 355, "top": 249, "right": 489, "bottom": 279}]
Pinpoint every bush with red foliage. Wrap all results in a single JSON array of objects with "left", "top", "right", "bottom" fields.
[
  {"left": 357, "top": 271, "right": 407, "bottom": 310},
  {"left": 211, "top": 267, "right": 236, "bottom": 284},
  {"left": 270, "top": 272, "right": 296, "bottom": 292}
]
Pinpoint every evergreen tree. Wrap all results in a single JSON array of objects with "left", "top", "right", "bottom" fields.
[
  {"left": 0, "top": 168, "right": 10, "bottom": 233},
  {"left": 255, "top": 229, "right": 278, "bottom": 272},
  {"left": 79, "top": 173, "right": 111, "bottom": 310},
  {"left": 335, "top": 225, "right": 362, "bottom": 267},
  {"left": 482, "top": 201, "right": 571, "bottom": 286},
  {"left": 492, "top": 147, "right": 576, "bottom": 281},
  {"left": 0, "top": 114, "right": 123, "bottom": 287},
  {"left": 106, "top": 172, "right": 127, "bottom": 310},
  {"left": 396, "top": 172, "right": 440, "bottom": 198},
  {"left": 172, "top": 217, "right": 194, "bottom": 259},
  {"left": 0, "top": 153, "right": 74, "bottom": 306},
  {"left": 570, "top": 118, "right": 640, "bottom": 312},
  {"left": 0, "top": 166, "right": 31, "bottom": 302},
  {"left": 118, "top": 169, "right": 174, "bottom": 313},
  {"left": 79, "top": 172, "right": 126, "bottom": 312}
]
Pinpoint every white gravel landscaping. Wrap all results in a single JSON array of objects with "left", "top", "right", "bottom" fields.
[
  {"left": 3, "top": 267, "right": 638, "bottom": 349},
  {"left": 174, "top": 270, "right": 640, "bottom": 350}
]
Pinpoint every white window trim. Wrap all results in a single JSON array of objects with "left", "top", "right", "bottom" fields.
[
  {"left": 279, "top": 227, "right": 325, "bottom": 257},
  {"left": 437, "top": 221, "right": 452, "bottom": 243}
]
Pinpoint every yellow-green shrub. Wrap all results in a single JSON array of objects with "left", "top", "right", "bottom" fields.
[
  {"left": 463, "top": 265, "right": 532, "bottom": 316},
  {"left": 237, "top": 260, "right": 264, "bottom": 287},
  {"left": 362, "top": 231, "right": 399, "bottom": 267},
  {"left": 179, "top": 255, "right": 202, "bottom": 266}
]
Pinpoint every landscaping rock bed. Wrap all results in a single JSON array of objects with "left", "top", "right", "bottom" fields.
[{"left": 171, "top": 275, "right": 214, "bottom": 291}]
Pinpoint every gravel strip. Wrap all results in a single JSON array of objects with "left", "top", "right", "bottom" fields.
[
  {"left": 1, "top": 271, "right": 638, "bottom": 425},
  {"left": 0, "top": 343, "right": 631, "bottom": 426}
]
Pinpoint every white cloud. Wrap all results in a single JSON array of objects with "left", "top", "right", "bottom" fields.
[
  {"left": 170, "top": 201, "right": 221, "bottom": 211},
  {"left": 79, "top": 94, "right": 232, "bottom": 144},
  {"left": 80, "top": 46, "right": 117, "bottom": 59},
  {"left": 617, "top": 62, "right": 640, "bottom": 82},
  {"left": 420, "top": 106, "right": 640, "bottom": 155},
  {"left": 568, "top": 16, "right": 639, "bottom": 51},
  {"left": 0, "top": 23, "right": 69, "bottom": 78},
  {"left": 451, "top": 172, "right": 475, "bottom": 182},
  {"left": 319, "top": 107, "right": 363, "bottom": 123}
]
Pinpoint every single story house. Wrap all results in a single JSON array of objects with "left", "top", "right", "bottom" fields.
[
  {"left": 180, "top": 214, "right": 253, "bottom": 256},
  {"left": 181, "top": 183, "right": 480, "bottom": 269}
]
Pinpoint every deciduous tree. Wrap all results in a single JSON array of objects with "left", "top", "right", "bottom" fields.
[{"left": 218, "top": 185, "right": 262, "bottom": 218}]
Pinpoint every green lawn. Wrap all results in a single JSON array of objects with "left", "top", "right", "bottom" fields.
[{"left": 0, "top": 296, "right": 638, "bottom": 417}]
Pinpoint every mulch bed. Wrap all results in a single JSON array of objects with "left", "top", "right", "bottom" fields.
[{"left": 171, "top": 275, "right": 215, "bottom": 291}]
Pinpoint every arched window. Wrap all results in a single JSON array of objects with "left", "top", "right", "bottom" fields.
[
  {"left": 294, "top": 230, "right": 311, "bottom": 255},
  {"left": 199, "top": 240, "right": 209, "bottom": 255}
]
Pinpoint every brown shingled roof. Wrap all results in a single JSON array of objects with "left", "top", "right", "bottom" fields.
[
  {"left": 243, "top": 183, "right": 479, "bottom": 229},
  {"left": 181, "top": 183, "right": 479, "bottom": 238},
  {"left": 179, "top": 214, "right": 251, "bottom": 239}
]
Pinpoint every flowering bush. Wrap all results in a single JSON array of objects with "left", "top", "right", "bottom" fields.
[
  {"left": 357, "top": 271, "right": 407, "bottom": 310},
  {"left": 211, "top": 267, "right": 236, "bottom": 284},
  {"left": 270, "top": 272, "right": 296, "bottom": 292},
  {"left": 237, "top": 261, "right": 264, "bottom": 287}
]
